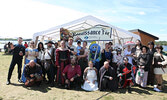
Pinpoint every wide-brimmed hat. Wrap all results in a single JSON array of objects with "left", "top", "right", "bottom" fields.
[
  {"left": 155, "top": 45, "right": 163, "bottom": 50},
  {"left": 45, "top": 41, "right": 54, "bottom": 45}
]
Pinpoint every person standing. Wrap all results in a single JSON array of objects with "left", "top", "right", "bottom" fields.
[
  {"left": 37, "top": 42, "right": 46, "bottom": 81},
  {"left": 131, "top": 39, "right": 142, "bottom": 65},
  {"left": 56, "top": 40, "right": 70, "bottom": 86},
  {"left": 153, "top": 45, "right": 167, "bottom": 92},
  {"left": 7, "top": 37, "right": 25, "bottom": 85},
  {"left": 147, "top": 41, "right": 156, "bottom": 86},
  {"left": 101, "top": 43, "right": 113, "bottom": 67},
  {"left": 21, "top": 41, "right": 38, "bottom": 83},
  {"left": 24, "top": 42, "right": 28, "bottom": 48},
  {"left": 44, "top": 41, "right": 55, "bottom": 87},
  {"left": 66, "top": 38, "right": 77, "bottom": 59},
  {"left": 77, "top": 41, "right": 88, "bottom": 80},
  {"left": 135, "top": 46, "right": 149, "bottom": 88},
  {"left": 124, "top": 45, "right": 133, "bottom": 65}
]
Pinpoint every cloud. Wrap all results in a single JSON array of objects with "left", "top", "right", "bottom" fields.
[
  {"left": 0, "top": 0, "right": 86, "bottom": 38},
  {"left": 138, "top": 11, "right": 146, "bottom": 15}
]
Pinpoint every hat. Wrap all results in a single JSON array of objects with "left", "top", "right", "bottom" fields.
[
  {"left": 140, "top": 46, "right": 149, "bottom": 51},
  {"left": 123, "top": 57, "right": 129, "bottom": 61},
  {"left": 155, "top": 45, "right": 163, "bottom": 50},
  {"left": 45, "top": 41, "right": 54, "bottom": 45}
]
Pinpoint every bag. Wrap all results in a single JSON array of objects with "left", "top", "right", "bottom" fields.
[
  {"left": 44, "top": 61, "right": 51, "bottom": 71},
  {"left": 161, "top": 54, "right": 167, "bottom": 68}
]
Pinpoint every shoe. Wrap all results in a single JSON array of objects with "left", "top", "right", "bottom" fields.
[
  {"left": 18, "top": 79, "right": 22, "bottom": 83},
  {"left": 154, "top": 87, "right": 162, "bottom": 92},
  {"left": 6, "top": 80, "right": 11, "bottom": 85}
]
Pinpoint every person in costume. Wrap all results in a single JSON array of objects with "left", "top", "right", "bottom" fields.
[
  {"left": 89, "top": 43, "right": 101, "bottom": 71},
  {"left": 24, "top": 60, "right": 43, "bottom": 87},
  {"left": 43, "top": 41, "right": 55, "bottom": 86},
  {"left": 99, "top": 61, "right": 118, "bottom": 91},
  {"left": 117, "top": 57, "right": 133, "bottom": 92},
  {"left": 63, "top": 58, "right": 81, "bottom": 89},
  {"left": 101, "top": 43, "right": 113, "bottom": 66},
  {"left": 56, "top": 40, "right": 70, "bottom": 86},
  {"left": 77, "top": 41, "right": 88, "bottom": 81},
  {"left": 153, "top": 45, "right": 167, "bottom": 92},
  {"left": 37, "top": 42, "right": 46, "bottom": 81},
  {"left": 135, "top": 46, "right": 149, "bottom": 88},
  {"left": 147, "top": 41, "right": 156, "bottom": 86},
  {"left": 131, "top": 39, "right": 142, "bottom": 65},
  {"left": 82, "top": 61, "right": 98, "bottom": 91},
  {"left": 21, "top": 41, "right": 38, "bottom": 83}
]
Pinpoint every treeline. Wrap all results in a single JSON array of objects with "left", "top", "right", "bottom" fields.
[
  {"left": 0, "top": 38, "right": 32, "bottom": 41},
  {"left": 155, "top": 41, "right": 167, "bottom": 46}
]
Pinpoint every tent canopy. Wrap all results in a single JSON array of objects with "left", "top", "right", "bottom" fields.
[{"left": 33, "top": 15, "right": 140, "bottom": 45}]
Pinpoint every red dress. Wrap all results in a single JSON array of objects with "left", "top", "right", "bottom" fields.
[{"left": 55, "top": 49, "right": 70, "bottom": 84}]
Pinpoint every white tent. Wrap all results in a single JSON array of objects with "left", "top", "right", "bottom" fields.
[{"left": 33, "top": 15, "right": 140, "bottom": 46}]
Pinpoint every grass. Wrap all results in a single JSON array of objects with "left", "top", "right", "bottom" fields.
[{"left": 0, "top": 52, "right": 167, "bottom": 100}]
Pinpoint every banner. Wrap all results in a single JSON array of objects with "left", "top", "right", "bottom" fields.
[{"left": 72, "top": 25, "right": 112, "bottom": 41}]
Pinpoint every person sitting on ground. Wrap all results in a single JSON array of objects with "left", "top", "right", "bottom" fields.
[
  {"left": 99, "top": 61, "right": 118, "bottom": 91},
  {"left": 82, "top": 61, "right": 98, "bottom": 91},
  {"left": 62, "top": 58, "right": 81, "bottom": 89},
  {"left": 24, "top": 60, "right": 43, "bottom": 87},
  {"left": 117, "top": 57, "right": 133, "bottom": 92}
]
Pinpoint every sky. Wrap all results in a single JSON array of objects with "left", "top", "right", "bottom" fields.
[{"left": 0, "top": 0, "right": 166, "bottom": 41}]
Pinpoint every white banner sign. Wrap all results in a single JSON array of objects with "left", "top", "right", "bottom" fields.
[{"left": 72, "top": 26, "right": 112, "bottom": 41}]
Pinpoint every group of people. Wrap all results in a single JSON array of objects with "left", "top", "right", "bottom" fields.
[{"left": 6, "top": 37, "right": 167, "bottom": 93}]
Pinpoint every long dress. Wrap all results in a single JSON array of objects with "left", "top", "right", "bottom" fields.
[
  {"left": 56, "top": 48, "right": 70, "bottom": 85},
  {"left": 21, "top": 47, "right": 38, "bottom": 83},
  {"left": 81, "top": 67, "right": 98, "bottom": 91}
]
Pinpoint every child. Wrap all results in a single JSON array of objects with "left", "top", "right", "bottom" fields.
[{"left": 76, "top": 41, "right": 82, "bottom": 56}]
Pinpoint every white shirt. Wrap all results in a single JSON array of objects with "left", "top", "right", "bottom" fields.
[{"left": 44, "top": 47, "right": 53, "bottom": 60}]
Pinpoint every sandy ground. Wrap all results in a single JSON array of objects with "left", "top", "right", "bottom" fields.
[{"left": 0, "top": 52, "right": 167, "bottom": 100}]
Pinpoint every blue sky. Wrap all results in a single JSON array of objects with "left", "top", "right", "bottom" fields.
[
  {"left": 34, "top": 0, "right": 167, "bottom": 41},
  {"left": 0, "top": 0, "right": 166, "bottom": 41}
]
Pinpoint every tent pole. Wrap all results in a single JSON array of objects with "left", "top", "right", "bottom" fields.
[
  {"left": 115, "top": 29, "right": 122, "bottom": 46},
  {"left": 34, "top": 36, "right": 39, "bottom": 48}
]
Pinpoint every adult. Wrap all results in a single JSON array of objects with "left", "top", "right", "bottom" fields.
[
  {"left": 153, "top": 45, "right": 167, "bottom": 92},
  {"left": 131, "top": 39, "right": 142, "bottom": 65},
  {"left": 37, "top": 42, "right": 46, "bottom": 81},
  {"left": 77, "top": 41, "right": 88, "bottom": 80},
  {"left": 44, "top": 41, "right": 55, "bottom": 86},
  {"left": 135, "top": 46, "right": 149, "bottom": 88},
  {"left": 24, "top": 60, "right": 42, "bottom": 87},
  {"left": 101, "top": 43, "right": 113, "bottom": 67},
  {"left": 117, "top": 57, "right": 133, "bottom": 92},
  {"left": 56, "top": 40, "right": 70, "bottom": 86},
  {"left": 99, "top": 61, "right": 118, "bottom": 91},
  {"left": 21, "top": 41, "right": 38, "bottom": 83},
  {"left": 66, "top": 37, "right": 77, "bottom": 59},
  {"left": 82, "top": 61, "right": 98, "bottom": 91},
  {"left": 7, "top": 37, "right": 25, "bottom": 85},
  {"left": 63, "top": 58, "right": 81, "bottom": 89},
  {"left": 24, "top": 42, "right": 28, "bottom": 48},
  {"left": 147, "top": 41, "right": 156, "bottom": 86},
  {"left": 124, "top": 45, "right": 133, "bottom": 65},
  {"left": 108, "top": 42, "right": 113, "bottom": 51}
]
